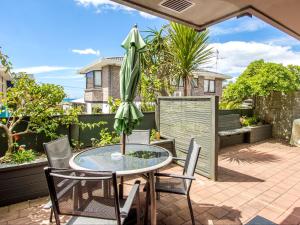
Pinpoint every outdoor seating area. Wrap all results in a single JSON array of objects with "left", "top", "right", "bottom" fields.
[
  {"left": 1, "top": 1, "right": 300, "bottom": 225},
  {"left": 1, "top": 140, "right": 300, "bottom": 225}
]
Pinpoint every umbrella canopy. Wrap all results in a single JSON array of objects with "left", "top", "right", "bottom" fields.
[{"left": 114, "top": 25, "right": 146, "bottom": 137}]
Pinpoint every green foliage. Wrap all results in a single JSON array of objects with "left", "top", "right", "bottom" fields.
[
  {"left": 71, "top": 139, "right": 84, "bottom": 152},
  {"left": 92, "top": 105, "right": 102, "bottom": 114},
  {"left": 150, "top": 129, "right": 156, "bottom": 141},
  {"left": 222, "top": 60, "right": 300, "bottom": 107},
  {"left": 168, "top": 23, "right": 213, "bottom": 96},
  {"left": 108, "top": 97, "right": 121, "bottom": 113},
  {"left": 11, "top": 149, "right": 36, "bottom": 164},
  {"left": 0, "top": 51, "right": 80, "bottom": 160},
  {"left": 240, "top": 116, "right": 260, "bottom": 127},
  {"left": 0, "top": 47, "right": 12, "bottom": 73},
  {"left": 140, "top": 26, "right": 176, "bottom": 105},
  {"left": 91, "top": 128, "right": 120, "bottom": 147}
]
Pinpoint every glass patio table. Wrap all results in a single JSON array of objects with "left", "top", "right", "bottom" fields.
[{"left": 69, "top": 144, "right": 173, "bottom": 225}]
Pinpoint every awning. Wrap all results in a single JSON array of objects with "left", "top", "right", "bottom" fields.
[{"left": 111, "top": 0, "right": 300, "bottom": 40}]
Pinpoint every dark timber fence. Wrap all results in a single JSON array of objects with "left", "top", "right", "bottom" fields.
[{"left": 0, "top": 112, "right": 156, "bottom": 157}]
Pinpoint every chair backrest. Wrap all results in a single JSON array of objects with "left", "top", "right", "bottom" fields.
[
  {"left": 44, "top": 167, "right": 121, "bottom": 225},
  {"left": 126, "top": 129, "right": 150, "bottom": 144},
  {"left": 43, "top": 136, "right": 72, "bottom": 168},
  {"left": 218, "top": 114, "right": 241, "bottom": 131},
  {"left": 183, "top": 138, "right": 201, "bottom": 187}
]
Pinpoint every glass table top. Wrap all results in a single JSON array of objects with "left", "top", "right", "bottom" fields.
[{"left": 70, "top": 144, "right": 172, "bottom": 175}]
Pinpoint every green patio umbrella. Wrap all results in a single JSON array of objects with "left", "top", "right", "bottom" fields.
[{"left": 114, "top": 24, "right": 146, "bottom": 154}]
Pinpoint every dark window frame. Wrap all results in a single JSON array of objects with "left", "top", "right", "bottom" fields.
[
  {"left": 86, "top": 70, "right": 102, "bottom": 89},
  {"left": 204, "top": 79, "right": 215, "bottom": 93}
]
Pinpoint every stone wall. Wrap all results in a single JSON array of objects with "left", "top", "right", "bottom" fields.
[{"left": 255, "top": 91, "right": 300, "bottom": 140}]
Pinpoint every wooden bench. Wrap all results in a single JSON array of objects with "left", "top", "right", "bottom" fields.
[{"left": 218, "top": 114, "right": 251, "bottom": 148}]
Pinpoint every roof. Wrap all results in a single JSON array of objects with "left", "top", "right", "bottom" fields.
[
  {"left": 111, "top": 0, "right": 300, "bottom": 41},
  {"left": 78, "top": 57, "right": 123, "bottom": 74},
  {"left": 193, "top": 69, "right": 231, "bottom": 80}
]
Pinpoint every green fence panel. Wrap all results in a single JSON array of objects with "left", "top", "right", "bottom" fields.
[{"left": 158, "top": 97, "right": 218, "bottom": 180}]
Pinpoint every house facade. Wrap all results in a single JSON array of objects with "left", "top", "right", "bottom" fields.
[
  {"left": 174, "top": 70, "right": 231, "bottom": 97},
  {"left": 79, "top": 57, "right": 230, "bottom": 113}
]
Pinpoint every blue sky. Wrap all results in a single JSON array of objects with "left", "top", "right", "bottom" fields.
[{"left": 1, "top": 0, "right": 299, "bottom": 98}]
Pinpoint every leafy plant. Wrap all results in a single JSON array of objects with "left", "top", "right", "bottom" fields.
[
  {"left": 91, "top": 128, "right": 120, "bottom": 147},
  {"left": 108, "top": 97, "right": 121, "bottom": 113},
  {"left": 0, "top": 49, "right": 81, "bottom": 162},
  {"left": 168, "top": 22, "right": 213, "bottom": 96},
  {"left": 11, "top": 149, "right": 36, "bottom": 164},
  {"left": 221, "top": 60, "right": 300, "bottom": 107},
  {"left": 71, "top": 139, "right": 84, "bottom": 152},
  {"left": 150, "top": 129, "right": 157, "bottom": 141},
  {"left": 241, "top": 116, "right": 259, "bottom": 127}
]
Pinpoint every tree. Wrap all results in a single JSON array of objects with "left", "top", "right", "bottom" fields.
[
  {"left": 168, "top": 22, "right": 214, "bottom": 96},
  {"left": 0, "top": 73, "right": 79, "bottom": 160},
  {"left": 221, "top": 60, "right": 300, "bottom": 108},
  {"left": 0, "top": 48, "right": 79, "bottom": 161},
  {"left": 140, "top": 26, "right": 176, "bottom": 106}
]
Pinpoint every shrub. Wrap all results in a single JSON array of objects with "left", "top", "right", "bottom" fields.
[
  {"left": 241, "top": 116, "right": 259, "bottom": 127},
  {"left": 11, "top": 149, "right": 36, "bottom": 164}
]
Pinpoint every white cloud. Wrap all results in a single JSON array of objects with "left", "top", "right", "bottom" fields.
[
  {"left": 13, "top": 66, "right": 77, "bottom": 74},
  {"left": 208, "top": 41, "right": 300, "bottom": 75},
  {"left": 72, "top": 48, "right": 100, "bottom": 56},
  {"left": 75, "top": 0, "right": 157, "bottom": 19},
  {"left": 139, "top": 12, "right": 157, "bottom": 19},
  {"left": 265, "top": 36, "right": 300, "bottom": 47},
  {"left": 210, "top": 18, "right": 267, "bottom": 36}
]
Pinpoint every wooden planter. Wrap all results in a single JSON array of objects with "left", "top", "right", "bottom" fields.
[
  {"left": 0, "top": 159, "right": 48, "bottom": 206},
  {"left": 247, "top": 124, "right": 272, "bottom": 143},
  {"left": 151, "top": 138, "right": 175, "bottom": 155}
]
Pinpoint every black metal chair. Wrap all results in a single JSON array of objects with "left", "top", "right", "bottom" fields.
[
  {"left": 44, "top": 167, "right": 141, "bottom": 225},
  {"left": 43, "top": 136, "right": 72, "bottom": 168},
  {"left": 126, "top": 130, "right": 150, "bottom": 144},
  {"left": 43, "top": 136, "right": 73, "bottom": 222},
  {"left": 154, "top": 138, "right": 201, "bottom": 225}
]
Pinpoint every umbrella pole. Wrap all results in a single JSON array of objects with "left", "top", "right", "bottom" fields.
[{"left": 119, "top": 132, "right": 126, "bottom": 199}]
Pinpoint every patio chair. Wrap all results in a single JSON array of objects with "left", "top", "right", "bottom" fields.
[
  {"left": 154, "top": 138, "right": 201, "bottom": 225},
  {"left": 43, "top": 135, "right": 72, "bottom": 168},
  {"left": 43, "top": 136, "right": 73, "bottom": 222},
  {"left": 44, "top": 167, "right": 141, "bottom": 225},
  {"left": 126, "top": 130, "right": 150, "bottom": 144}
]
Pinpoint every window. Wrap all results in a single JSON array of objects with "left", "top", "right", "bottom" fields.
[
  {"left": 94, "top": 71, "right": 102, "bottom": 87},
  {"left": 192, "top": 78, "right": 198, "bottom": 88},
  {"left": 204, "top": 79, "right": 215, "bottom": 93},
  {"left": 179, "top": 78, "right": 184, "bottom": 87},
  {"left": 86, "top": 71, "right": 94, "bottom": 89},
  {"left": 86, "top": 71, "right": 102, "bottom": 89}
]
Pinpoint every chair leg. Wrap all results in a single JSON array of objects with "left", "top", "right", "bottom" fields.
[
  {"left": 144, "top": 182, "right": 150, "bottom": 225},
  {"left": 49, "top": 208, "right": 53, "bottom": 223},
  {"left": 136, "top": 189, "right": 141, "bottom": 225},
  {"left": 187, "top": 195, "right": 195, "bottom": 225}
]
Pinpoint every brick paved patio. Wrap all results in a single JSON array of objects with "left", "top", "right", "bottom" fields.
[{"left": 1, "top": 139, "right": 300, "bottom": 225}]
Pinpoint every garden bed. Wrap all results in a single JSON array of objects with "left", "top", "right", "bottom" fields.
[
  {"left": 0, "top": 158, "right": 48, "bottom": 206},
  {"left": 246, "top": 124, "right": 272, "bottom": 143},
  {"left": 151, "top": 137, "right": 175, "bottom": 155}
]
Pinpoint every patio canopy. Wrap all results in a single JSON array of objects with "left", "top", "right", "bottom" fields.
[{"left": 111, "top": 0, "right": 300, "bottom": 40}]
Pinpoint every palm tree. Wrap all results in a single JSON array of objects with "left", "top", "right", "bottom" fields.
[{"left": 168, "top": 22, "right": 213, "bottom": 96}]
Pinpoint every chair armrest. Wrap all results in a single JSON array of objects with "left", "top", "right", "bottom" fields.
[
  {"left": 120, "top": 180, "right": 140, "bottom": 217},
  {"left": 155, "top": 172, "right": 195, "bottom": 180},
  {"left": 172, "top": 157, "right": 186, "bottom": 161}
]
